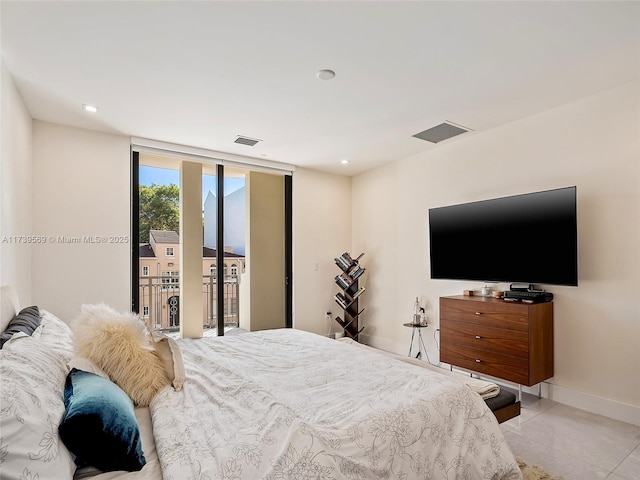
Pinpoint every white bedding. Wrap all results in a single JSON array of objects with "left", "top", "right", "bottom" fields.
[
  {"left": 1, "top": 282, "right": 520, "bottom": 480},
  {"left": 151, "top": 329, "right": 522, "bottom": 479},
  {"left": 339, "top": 337, "right": 502, "bottom": 399}
]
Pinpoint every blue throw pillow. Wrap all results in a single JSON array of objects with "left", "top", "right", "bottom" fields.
[{"left": 59, "top": 368, "right": 146, "bottom": 472}]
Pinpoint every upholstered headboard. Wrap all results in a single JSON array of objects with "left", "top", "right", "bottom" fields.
[{"left": 0, "top": 285, "right": 20, "bottom": 332}]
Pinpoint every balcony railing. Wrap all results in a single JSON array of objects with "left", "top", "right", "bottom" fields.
[{"left": 139, "top": 275, "right": 239, "bottom": 333}]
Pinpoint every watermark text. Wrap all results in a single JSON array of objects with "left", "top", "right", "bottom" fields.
[{"left": 2, "top": 235, "right": 130, "bottom": 244}]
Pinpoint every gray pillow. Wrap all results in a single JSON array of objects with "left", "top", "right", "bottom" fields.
[{"left": 0, "top": 306, "right": 41, "bottom": 348}]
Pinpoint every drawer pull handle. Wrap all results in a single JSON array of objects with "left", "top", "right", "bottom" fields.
[
  {"left": 475, "top": 359, "right": 481, "bottom": 363},
  {"left": 475, "top": 311, "right": 482, "bottom": 315},
  {"left": 475, "top": 335, "right": 481, "bottom": 339}
]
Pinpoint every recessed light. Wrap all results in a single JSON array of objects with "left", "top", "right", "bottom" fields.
[
  {"left": 82, "top": 104, "right": 99, "bottom": 113},
  {"left": 340, "top": 159, "right": 350, "bottom": 165},
  {"left": 317, "top": 69, "right": 336, "bottom": 80}
]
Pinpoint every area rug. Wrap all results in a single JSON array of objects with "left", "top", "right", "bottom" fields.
[{"left": 517, "top": 457, "right": 565, "bottom": 480}]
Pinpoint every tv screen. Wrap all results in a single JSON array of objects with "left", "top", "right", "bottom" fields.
[{"left": 429, "top": 186, "right": 578, "bottom": 286}]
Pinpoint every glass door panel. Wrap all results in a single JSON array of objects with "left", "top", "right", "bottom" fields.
[
  {"left": 137, "top": 153, "right": 181, "bottom": 334},
  {"left": 202, "top": 166, "right": 246, "bottom": 333}
]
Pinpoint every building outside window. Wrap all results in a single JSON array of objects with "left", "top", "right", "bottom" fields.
[{"left": 138, "top": 229, "right": 246, "bottom": 331}]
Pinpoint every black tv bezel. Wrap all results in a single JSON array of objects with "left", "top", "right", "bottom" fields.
[{"left": 428, "top": 186, "right": 578, "bottom": 287}]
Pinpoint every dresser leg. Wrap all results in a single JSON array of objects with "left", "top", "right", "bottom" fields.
[{"left": 518, "top": 384, "right": 522, "bottom": 403}]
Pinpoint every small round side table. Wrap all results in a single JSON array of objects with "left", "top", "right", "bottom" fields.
[{"left": 403, "top": 322, "right": 430, "bottom": 363}]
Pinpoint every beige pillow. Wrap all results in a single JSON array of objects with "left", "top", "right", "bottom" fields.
[
  {"left": 73, "top": 304, "right": 170, "bottom": 406},
  {"left": 67, "top": 356, "right": 109, "bottom": 379},
  {"left": 150, "top": 330, "right": 185, "bottom": 391}
]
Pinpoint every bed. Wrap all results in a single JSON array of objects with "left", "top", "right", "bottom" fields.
[{"left": 0, "top": 286, "right": 522, "bottom": 480}]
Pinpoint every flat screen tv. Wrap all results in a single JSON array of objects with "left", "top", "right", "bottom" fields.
[{"left": 428, "top": 186, "right": 578, "bottom": 286}]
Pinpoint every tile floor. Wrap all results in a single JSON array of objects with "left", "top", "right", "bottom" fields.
[{"left": 501, "top": 391, "right": 640, "bottom": 479}]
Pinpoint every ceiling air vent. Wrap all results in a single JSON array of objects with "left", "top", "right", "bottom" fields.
[
  {"left": 412, "top": 122, "right": 471, "bottom": 144},
  {"left": 234, "top": 135, "right": 261, "bottom": 146}
]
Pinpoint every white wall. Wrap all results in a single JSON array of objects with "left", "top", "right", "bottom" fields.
[
  {"left": 31, "top": 121, "right": 131, "bottom": 321},
  {"left": 352, "top": 82, "right": 640, "bottom": 425},
  {"left": 293, "top": 168, "right": 352, "bottom": 336},
  {"left": 1, "top": 60, "right": 33, "bottom": 305}
]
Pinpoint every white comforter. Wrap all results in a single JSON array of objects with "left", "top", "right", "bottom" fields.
[{"left": 150, "top": 329, "right": 521, "bottom": 479}]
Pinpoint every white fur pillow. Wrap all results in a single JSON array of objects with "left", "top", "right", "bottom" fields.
[{"left": 73, "top": 304, "right": 170, "bottom": 406}]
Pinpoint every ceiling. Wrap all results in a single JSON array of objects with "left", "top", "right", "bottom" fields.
[{"left": 2, "top": 1, "right": 638, "bottom": 176}]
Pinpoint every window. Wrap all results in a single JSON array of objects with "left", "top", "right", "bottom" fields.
[
  {"left": 142, "top": 265, "right": 149, "bottom": 276},
  {"left": 132, "top": 149, "right": 292, "bottom": 334},
  {"left": 142, "top": 306, "right": 149, "bottom": 318},
  {"left": 161, "top": 271, "right": 179, "bottom": 289}
]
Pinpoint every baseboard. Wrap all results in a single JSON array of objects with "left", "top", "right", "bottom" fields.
[
  {"left": 543, "top": 382, "right": 640, "bottom": 426},
  {"left": 359, "top": 332, "right": 640, "bottom": 427}
]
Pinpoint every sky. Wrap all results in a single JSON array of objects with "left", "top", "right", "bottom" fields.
[{"left": 139, "top": 166, "right": 245, "bottom": 207}]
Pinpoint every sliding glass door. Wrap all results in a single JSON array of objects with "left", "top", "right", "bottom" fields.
[{"left": 131, "top": 149, "right": 291, "bottom": 336}]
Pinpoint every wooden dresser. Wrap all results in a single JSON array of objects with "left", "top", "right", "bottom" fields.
[{"left": 440, "top": 295, "right": 553, "bottom": 386}]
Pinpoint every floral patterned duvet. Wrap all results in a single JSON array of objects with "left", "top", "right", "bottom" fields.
[{"left": 150, "top": 329, "right": 522, "bottom": 480}]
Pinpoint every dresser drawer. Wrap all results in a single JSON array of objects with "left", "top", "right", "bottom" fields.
[
  {"left": 441, "top": 343, "right": 529, "bottom": 385},
  {"left": 440, "top": 321, "right": 529, "bottom": 358},
  {"left": 440, "top": 298, "right": 529, "bottom": 332}
]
